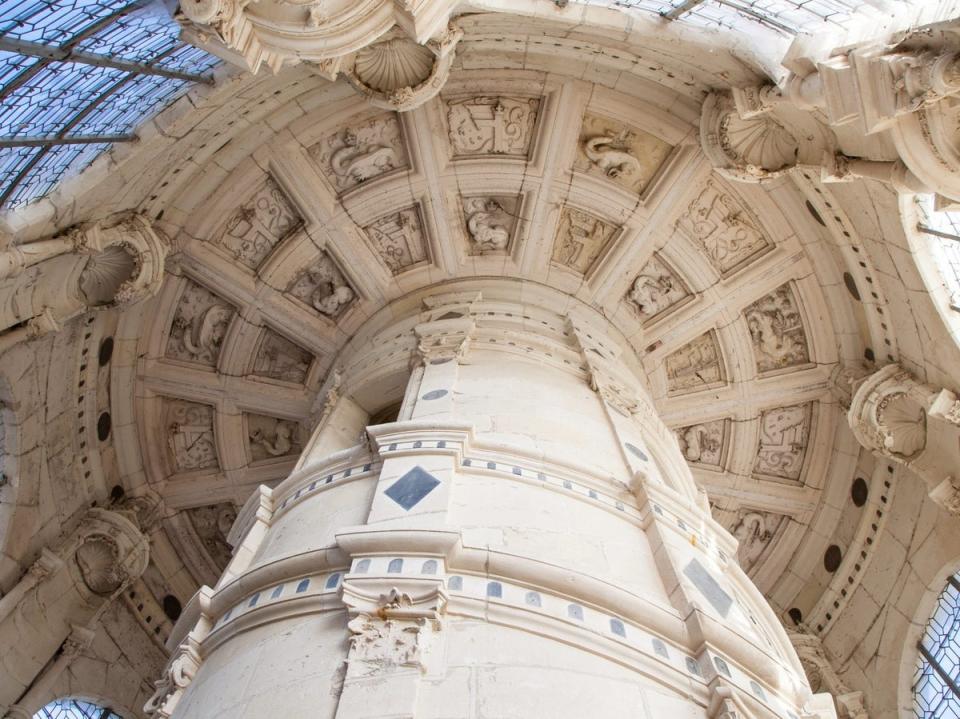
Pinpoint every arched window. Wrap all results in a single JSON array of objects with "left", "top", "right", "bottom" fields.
[
  {"left": 34, "top": 698, "right": 124, "bottom": 718},
  {"left": 916, "top": 198, "right": 960, "bottom": 312},
  {"left": 914, "top": 572, "right": 960, "bottom": 718}
]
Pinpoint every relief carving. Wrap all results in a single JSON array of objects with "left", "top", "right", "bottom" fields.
[
  {"left": 675, "top": 419, "right": 727, "bottom": 467},
  {"left": 551, "top": 207, "right": 619, "bottom": 275},
  {"left": 185, "top": 503, "right": 237, "bottom": 571},
  {"left": 252, "top": 329, "right": 313, "bottom": 384},
  {"left": 575, "top": 114, "right": 672, "bottom": 194},
  {"left": 287, "top": 252, "right": 356, "bottom": 318},
  {"left": 310, "top": 113, "right": 408, "bottom": 193},
  {"left": 665, "top": 331, "right": 726, "bottom": 393},
  {"left": 627, "top": 254, "right": 690, "bottom": 321},
  {"left": 144, "top": 640, "right": 202, "bottom": 719},
  {"left": 247, "top": 413, "right": 302, "bottom": 461},
  {"left": 754, "top": 403, "right": 813, "bottom": 482},
  {"left": 364, "top": 207, "right": 429, "bottom": 274},
  {"left": 744, "top": 283, "right": 810, "bottom": 374},
  {"left": 446, "top": 96, "right": 540, "bottom": 158},
  {"left": 213, "top": 177, "right": 301, "bottom": 269},
  {"left": 75, "top": 534, "right": 124, "bottom": 595},
  {"left": 463, "top": 196, "right": 518, "bottom": 253},
  {"left": 677, "top": 180, "right": 771, "bottom": 275},
  {"left": 731, "top": 510, "right": 786, "bottom": 572},
  {"left": 165, "top": 280, "right": 235, "bottom": 367},
  {"left": 165, "top": 400, "right": 218, "bottom": 472}
]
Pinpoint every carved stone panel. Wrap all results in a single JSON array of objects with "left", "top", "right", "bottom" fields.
[
  {"left": 364, "top": 207, "right": 429, "bottom": 274},
  {"left": 627, "top": 254, "right": 691, "bottom": 322},
  {"left": 165, "top": 399, "right": 218, "bottom": 472},
  {"left": 286, "top": 251, "right": 356, "bottom": 319},
  {"left": 665, "top": 331, "right": 726, "bottom": 394},
  {"left": 729, "top": 509, "right": 788, "bottom": 573},
  {"left": 165, "top": 280, "right": 236, "bottom": 367},
  {"left": 446, "top": 96, "right": 540, "bottom": 158},
  {"left": 309, "top": 112, "right": 409, "bottom": 193},
  {"left": 251, "top": 329, "right": 313, "bottom": 384},
  {"left": 744, "top": 283, "right": 811, "bottom": 374},
  {"left": 675, "top": 419, "right": 728, "bottom": 469},
  {"left": 462, "top": 195, "right": 519, "bottom": 254},
  {"left": 574, "top": 113, "right": 673, "bottom": 194},
  {"left": 551, "top": 207, "right": 619, "bottom": 275},
  {"left": 754, "top": 402, "right": 813, "bottom": 482},
  {"left": 184, "top": 503, "right": 237, "bottom": 571},
  {"left": 247, "top": 413, "right": 302, "bottom": 462},
  {"left": 676, "top": 180, "right": 771, "bottom": 276},
  {"left": 212, "top": 177, "right": 302, "bottom": 270}
]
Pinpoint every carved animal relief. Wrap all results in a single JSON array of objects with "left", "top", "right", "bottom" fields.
[
  {"left": 165, "top": 280, "right": 235, "bottom": 367},
  {"left": 744, "top": 283, "right": 810, "bottom": 374},
  {"left": 287, "top": 252, "right": 356, "bottom": 318},
  {"left": 364, "top": 207, "right": 429, "bottom": 274},
  {"left": 575, "top": 114, "right": 672, "bottom": 194},
  {"left": 165, "top": 400, "right": 218, "bottom": 472},
  {"left": 754, "top": 402, "right": 813, "bottom": 482},
  {"left": 252, "top": 329, "right": 313, "bottom": 384},
  {"left": 463, "top": 196, "right": 518, "bottom": 253},
  {"left": 551, "top": 207, "right": 619, "bottom": 275},
  {"left": 676, "top": 180, "right": 771, "bottom": 275},
  {"left": 247, "top": 413, "right": 302, "bottom": 462},
  {"left": 665, "top": 331, "right": 726, "bottom": 394},
  {"left": 730, "top": 510, "right": 786, "bottom": 572},
  {"left": 185, "top": 503, "right": 237, "bottom": 571},
  {"left": 213, "top": 177, "right": 302, "bottom": 270},
  {"left": 627, "top": 254, "right": 690, "bottom": 321},
  {"left": 675, "top": 419, "right": 728, "bottom": 468},
  {"left": 310, "top": 112, "right": 409, "bottom": 193},
  {"left": 446, "top": 96, "right": 540, "bottom": 158}
]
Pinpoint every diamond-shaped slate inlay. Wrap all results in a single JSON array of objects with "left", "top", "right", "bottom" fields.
[
  {"left": 683, "top": 558, "right": 733, "bottom": 617},
  {"left": 384, "top": 466, "right": 441, "bottom": 511}
]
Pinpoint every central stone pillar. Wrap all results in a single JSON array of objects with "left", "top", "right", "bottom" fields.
[{"left": 151, "top": 282, "right": 828, "bottom": 719}]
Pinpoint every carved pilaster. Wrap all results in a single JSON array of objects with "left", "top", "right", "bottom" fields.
[{"left": 789, "top": 630, "right": 867, "bottom": 719}]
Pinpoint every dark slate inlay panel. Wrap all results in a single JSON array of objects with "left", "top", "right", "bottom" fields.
[
  {"left": 421, "top": 389, "right": 449, "bottom": 400},
  {"left": 625, "top": 442, "right": 648, "bottom": 461},
  {"left": 384, "top": 466, "right": 441, "bottom": 510},
  {"left": 683, "top": 558, "right": 733, "bottom": 617}
]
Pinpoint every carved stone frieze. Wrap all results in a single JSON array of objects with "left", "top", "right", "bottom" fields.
[
  {"left": 446, "top": 96, "right": 540, "bottom": 158},
  {"left": 286, "top": 251, "right": 356, "bottom": 318},
  {"left": 675, "top": 419, "right": 728, "bottom": 468},
  {"left": 251, "top": 328, "right": 313, "bottom": 384},
  {"left": 754, "top": 402, "right": 813, "bottom": 482},
  {"left": 676, "top": 180, "right": 771, "bottom": 276},
  {"left": 730, "top": 509, "right": 787, "bottom": 573},
  {"left": 665, "top": 331, "right": 726, "bottom": 394},
  {"left": 346, "top": 612, "right": 437, "bottom": 675},
  {"left": 184, "top": 503, "right": 237, "bottom": 571},
  {"left": 309, "top": 112, "right": 409, "bottom": 193},
  {"left": 575, "top": 113, "right": 672, "bottom": 194},
  {"left": 744, "top": 283, "right": 811, "bottom": 374},
  {"left": 627, "top": 254, "right": 690, "bottom": 322},
  {"left": 247, "top": 413, "right": 302, "bottom": 461},
  {"left": 165, "top": 280, "right": 235, "bottom": 367},
  {"left": 551, "top": 207, "right": 619, "bottom": 275},
  {"left": 462, "top": 196, "right": 518, "bottom": 254},
  {"left": 364, "top": 206, "right": 429, "bottom": 274},
  {"left": 213, "top": 177, "right": 301, "bottom": 270},
  {"left": 165, "top": 399, "right": 219, "bottom": 472}
]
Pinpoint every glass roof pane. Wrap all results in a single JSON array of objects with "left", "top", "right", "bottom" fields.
[
  {"left": 154, "top": 43, "right": 220, "bottom": 75},
  {"left": 0, "top": 144, "right": 40, "bottom": 194},
  {"left": 0, "top": 0, "right": 135, "bottom": 46},
  {"left": 2, "top": 140, "right": 107, "bottom": 205},
  {"left": 914, "top": 573, "right": 960, "bottom": 718},
  {"left": 70, "top": 71, "right": 186, "bottom": 135},
  {"left": 73, "top": 6, "right": 177, "bottom": 62},
  {"left": 0, "top": 60, "right": 126, "bottom": 137},
  {"left": 0, "top": 47, "right": 39, "bottom": 85}
]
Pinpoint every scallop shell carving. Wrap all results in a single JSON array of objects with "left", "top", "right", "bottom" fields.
[
  {"left": 353, "top": 39, "right": 434, "bottom": 93},
  {"left": 877, "top": 392, "right": 927, "bottom": 459},
  {"left": 75, "top": 535, "right": 125, "bottom": 595},
  {"left": 78, "top": 244, "right": 141, "bottom": 307}
]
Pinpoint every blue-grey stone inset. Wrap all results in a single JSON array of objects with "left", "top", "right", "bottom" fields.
[
  {"left": 384, "top": 466, "right": 441, "bottom": 510},
  {"left": 625, "top": 442, "right": 649, "bottom": 461},
  {"left": 421, "top": 389, "right": 448, "bottom": 400},
  {"left": 683, "top": 558, "right": 733, "bottom": 617}
]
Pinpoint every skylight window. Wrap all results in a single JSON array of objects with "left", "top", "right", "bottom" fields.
[
  {"left": 914, "top": 573, "right": 960, "bottom": 719},
  {"left": 0, "top": 0, "right": 218, "bottom": 210}
]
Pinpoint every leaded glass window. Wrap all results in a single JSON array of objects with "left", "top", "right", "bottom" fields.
[
  {"left": 917, "top": 198, "right": 960, "bottom": 311},
  {"left": 33, "top": 698, "right": 124, "bottom": 719},
  {"left": 914, "top": 573, "right": 960, "bottom": 719}
]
